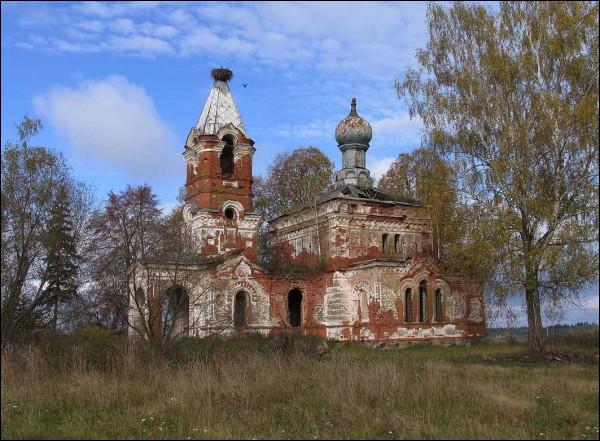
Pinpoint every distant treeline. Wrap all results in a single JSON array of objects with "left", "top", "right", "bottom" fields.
[{"left": 488, "top": 322, "right": 599, "bottom": 338}]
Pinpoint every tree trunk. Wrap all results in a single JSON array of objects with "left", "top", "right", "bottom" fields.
[
  {"left": 525, "top": 283, "right": 544, "bottom": 355},
  {"left": 53, "top": 298, "right": 58, "bottom": 332}
]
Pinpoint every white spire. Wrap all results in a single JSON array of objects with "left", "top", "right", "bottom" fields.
[{"left": 195, "top": 68, "right": 246, "bottom": 136}]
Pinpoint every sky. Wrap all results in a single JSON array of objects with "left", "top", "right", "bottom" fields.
[{"left": 1, "top": 1, "right": 597, "bottom": 326}]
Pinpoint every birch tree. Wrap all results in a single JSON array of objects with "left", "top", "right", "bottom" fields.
[
  {"left": 254, "top": 147, "right": 334, "bottom": 265},
  {"left": 1, "top": 117, "right": 94, "bottom": 344},
  {"left": 398, "top": 1, "right": 599, "bottom": 354}
]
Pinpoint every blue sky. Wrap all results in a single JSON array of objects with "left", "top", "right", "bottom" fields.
[{"left": 1, "top": 1, "right": 597, "bottom": 326}]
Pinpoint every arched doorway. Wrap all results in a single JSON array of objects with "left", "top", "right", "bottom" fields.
[
  {"left": 234, "top": 291, "right": 247, "bottom": 328},
  {"left": 288, "top": 289, "right": 302, "bottom": 327},
  {"left": 166, "top": 285, "right": 189, "bottom": 338}
]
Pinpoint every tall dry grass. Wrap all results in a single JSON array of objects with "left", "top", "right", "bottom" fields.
[{"left": 1, "top": 333, "right": 598, "bottom": 440}]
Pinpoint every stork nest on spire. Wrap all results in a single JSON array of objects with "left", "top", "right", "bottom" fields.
[{"left": 211, "top": 68, "right": 233, "bottom": 82}]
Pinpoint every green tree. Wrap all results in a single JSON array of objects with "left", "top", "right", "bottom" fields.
[
  {"left": 254, "top": 147, "right": 335, "bottom": 220},
  {"left": 254, "top": 147, "right": 334, "bottom": 265},
  {"left": 42, "top": 185, "right": 80, "bottom": 331},
  {"left": 378, "top": 148, "right": 461, "bottom": 260},
  {"left": 398, "top": 1, "right": 599, "bottom": 354},
  {"left": 1, "top": 117, "right": 92, "bottom": 344}
]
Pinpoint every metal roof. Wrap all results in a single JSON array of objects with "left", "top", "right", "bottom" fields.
[
  {"left": 268, "top": 184, "right": 423, "bottom": 224},
  {"left": 195, "top": 76, "right": 246, "bottom": 136},
  {"left": 316, "top": 184, "right": 423, "bottom": 206}
]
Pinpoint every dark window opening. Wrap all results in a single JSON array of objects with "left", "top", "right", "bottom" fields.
[
  {"left": 225, "top": 207, "right": 235, "bottom": 220},
  {"left": 288, "top": 289, "right": 302, "bottom": 327},
  {"left": 394, "top": 234, "right": 400, "bottom": 253},
  {"left": 435, "top": 289, "right": 443, "bottom": 322},
  {"left": 220, "top": 135, "right": 235, "bottom": 176},
  {"left": 419, "top": 280, "right": 427, "bottom": 322},
  {"left": 166, "top": 285, "right": 189, "bottom": 338},
  {"left": 405, "top": 289, "right": 413, "bottom": 322},
  {"left": 234, "top": 291, "right": 247, "bottom": 328},
  {"left": 382, "top": 233, "right": 388, "bottom": 253}
]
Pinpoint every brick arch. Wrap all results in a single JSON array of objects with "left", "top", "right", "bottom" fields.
[
  {"left": 397, "top": 278, "right": 417, "bottom": 299},
  {"left": 220, "top": 200, "right": 245, "bottom": 217},
  {"left": 216, "top": 125, "right": 241, "bottom": 145},
  {"left": 229, "top": 280, "right": 258, "bottom": 303},
  {"left": 353, "top": 280, "right": 372, "bottom": 296},
  {"left": 228, "top": 280, "right": 270, "bottom": 327},
  {"left": 182, "top": 203, "right": 195, "bottom": 222},
  {"left": 396, "top": 278, "right": 417, "bottom": 322}
]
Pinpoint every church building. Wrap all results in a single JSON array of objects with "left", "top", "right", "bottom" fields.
[{"left": 128, "top": 68, "right": 486, "bottom": 343}]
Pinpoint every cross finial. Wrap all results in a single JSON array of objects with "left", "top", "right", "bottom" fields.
[{"left": 350, "top": 97, "right": 357, "bottom": 116}]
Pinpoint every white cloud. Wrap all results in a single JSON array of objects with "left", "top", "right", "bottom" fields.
[
  {"left": 272, "top": 118, "right": 337, "bottom": 141},
  {"left": 106, "top": 35, "right": 174, "bottom": 56},
  {"left": 110, "top": 18, "right": 136, "bottom": 34},
  {"left": 76, "top": 20, "right": 104, "bottom": 33},
  {"left": 74, "top": 1, "right": 162, "bottom": 18},
  {"left": 582, "top": 295, "right": 599, "bottom": 313},
  {"left": 180, "top": 26, "right": 254, "bottom": 57},
  {"left": 11, "top": 2, "right": 428, "bottom": 72},
  {"left": 139, "top": 22, "right": 178, "bottom": 39},
  {"left": 369, "top": 156, "right": 396, "bottom": 181},
  {"left": 370, "top": 113, "right": 422, "bottom": 137},
  {"left": 33, "top": 75, "right": 178, "bottom": 178}
]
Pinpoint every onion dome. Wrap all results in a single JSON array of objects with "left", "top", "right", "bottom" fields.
[{"left": 335, "top": 98, "right": 372, "bottom": 146}]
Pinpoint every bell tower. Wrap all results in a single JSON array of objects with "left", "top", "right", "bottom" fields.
[{"left": 182, "top": 68, "right": 260, "bottom": 261}]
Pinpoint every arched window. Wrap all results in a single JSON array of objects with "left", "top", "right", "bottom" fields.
[
  {"left": 381, "top": 233, "right": 388, "bottom": 253},
  {"left": 234, "top": 291, "right": 247, "bottom": 328},
  {"left": 418, "top": 280, "right": 427, "bottom": 322},
  {"left": 405, "top": 288, "right": 413, "bottom": 322},
  {"left": 220, "top": 135, "right": 235, "bottom": 176},
  {"left": 435, "top": 289, "right": 443, "bottom": 322},
  {"left": 394, "top": 234, "right": 401, "bottom": 254},
  {"left": 288, "top": 289, "right": 302, "bottom": 327},
  {"left": 356, "top": 289, "right": 369, "bottom": 322}
]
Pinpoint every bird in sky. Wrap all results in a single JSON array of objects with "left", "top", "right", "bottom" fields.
[{"left": 242, "top": 84, "right": 248, "bottom": 88}]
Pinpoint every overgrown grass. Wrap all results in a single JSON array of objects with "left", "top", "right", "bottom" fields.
[{"left": 1, "top": 333, "right": 598, "bottom": 440}]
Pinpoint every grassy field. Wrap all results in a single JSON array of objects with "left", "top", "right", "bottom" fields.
[{"left": 1, "top": 332, "right": 598, "bottom": 440}]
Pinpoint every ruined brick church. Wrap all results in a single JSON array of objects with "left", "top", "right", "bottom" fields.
[{"left": 128, "top": 68, "right": 485, "bottom": 343}]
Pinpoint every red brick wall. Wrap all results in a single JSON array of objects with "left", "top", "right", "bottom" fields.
[{"left": 185, "top": 134, "right": 254, "bottom": 212}]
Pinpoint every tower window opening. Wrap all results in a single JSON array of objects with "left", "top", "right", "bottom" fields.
[
  {"left": 394, "top": 234, "right": 400, "bottom": 254},
  {"left": 220, "top": 135, "right": 235, "bottom": 176}
]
